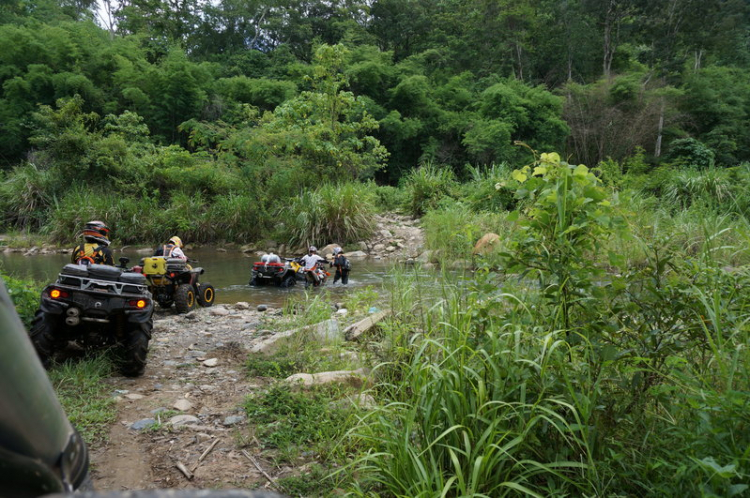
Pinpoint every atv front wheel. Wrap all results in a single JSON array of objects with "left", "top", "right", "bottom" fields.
[
  {"left": 119, "top": 320, "right": 151, "bottom": 377},
  {"left": 29, "top": 309, "right": 60, "bottom": 368},
  {"left": 197, "top": 283, "right": 215, "bottom": 307},
  {"left": 175, "top": 284, "right": 196, "bottom": 314}
]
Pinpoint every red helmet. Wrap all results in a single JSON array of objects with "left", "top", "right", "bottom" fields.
[{"left": 82, "top": 220, "right": 110, "bottom": 246}]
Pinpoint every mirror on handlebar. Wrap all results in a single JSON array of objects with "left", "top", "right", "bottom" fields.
[{"left": 118, "top": 257, "right": 130, "bottom": 268}]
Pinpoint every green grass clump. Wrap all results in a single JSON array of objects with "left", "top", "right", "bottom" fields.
[
  {"left": 2, "top": 272, "right": 42, "bottom": 327},
  {"left": 276, "top": 464, "right": 341, "bottom": 497},
  {"left": 421, "top": 200, "right": 509, "bottom": 261},
  {"left": 246, "top": 346, "right": 357, "bottom": 379},
  {"left": 281, "top": 182, "right": 376, "bottom": 248},
  {"left": 48, "top": 356, "right": 117, "bottom": 444},
  {"left": 243, "top": 383, "right": 361, "bottom": 463},
  {"left": 402, "top": 162, "right": 457, "bottom": 217}
]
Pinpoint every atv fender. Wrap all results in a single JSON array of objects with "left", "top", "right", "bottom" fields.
[{"left": 124, "top": 308, "right": 155, "bottom": 329}]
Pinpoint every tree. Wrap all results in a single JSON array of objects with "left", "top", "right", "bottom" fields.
[{"left": 223, "top": 44, "right": 388, "bottom": 181}]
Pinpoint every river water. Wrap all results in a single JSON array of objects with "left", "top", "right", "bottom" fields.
[{"left": 0, "top": 248, "right": 398, "bottom": 308}]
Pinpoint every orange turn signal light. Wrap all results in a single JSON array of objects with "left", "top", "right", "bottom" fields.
[
  {"left": 128, "top": 299, "right": 148, "bottom": 309},
  {"left": 50, "top": 289, "right": 61, "bottom": 299}
]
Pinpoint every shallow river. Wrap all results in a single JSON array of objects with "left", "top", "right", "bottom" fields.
[{"left": 0, "top": 248, "right": 398, "bottom": 308}]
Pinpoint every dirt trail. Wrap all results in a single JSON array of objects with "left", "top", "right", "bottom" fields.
[{"left": 90, "top": 305, "right": 273, "bottom": 491}]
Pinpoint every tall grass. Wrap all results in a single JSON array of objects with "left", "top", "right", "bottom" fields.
[
  {"left": 402, "top": 162, "right": 458, "bottom": 217},
  {"left": 48, "top": 356, "right": 117, "bottom": 444},
  {"left": 422, "top": 200, "right": 509, "bottom": 261},
  {"left": 281, "top": 182, "right": 376, "bottom": 248},
  {"left": 346, "top": 238, "right": 750, "bottom": 495},
  {"left": 0, "top": 163, "right": 58, "bottom": 231}
]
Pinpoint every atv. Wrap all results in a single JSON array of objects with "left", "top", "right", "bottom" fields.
[
  {"left": 250, "top": 257, "right": 304, "bottom": 287},
  {"left": 139, "top": 256, "right": 215, "bottom": 313},
  {"left": 30, "top": 258, "right": 154, "bottom": 377},
  {"left": 302, "top": 260, "right": 330, "bottom": 289}
]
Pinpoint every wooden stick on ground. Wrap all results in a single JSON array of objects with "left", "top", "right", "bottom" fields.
[
  {"left": 191, "top": 438, "right": 221, "bottom": 472},
  {"left": 175, "top": 460, "right": 194, "bottom": 480},
  {"left": 241, "top": 449, "right": 282, "bottom": 492}
]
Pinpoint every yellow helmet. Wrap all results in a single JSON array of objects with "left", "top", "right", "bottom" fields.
[{"left": 169, "top": 236, "right": 183, "bottom": 248}]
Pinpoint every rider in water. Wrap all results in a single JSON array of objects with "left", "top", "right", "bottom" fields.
[
  {"left": 71, "top": 220, "right": 114, "bottom": 265},
  {"left": 299, "top": 246, "right": 326, "bottom": 288},
  {"left": 154, "top": 236, "right": 187, "bottom": 261},
  {"left": 330, "top": 246, "right": 350, "bottom": 285}
]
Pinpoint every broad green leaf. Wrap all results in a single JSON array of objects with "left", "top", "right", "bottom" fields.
[
  {"left": 512, "top": 169, "right": 528, "bottom": 182},
  {"left": 574, "top": 164, "right": 589, "bottom": 177},
  {"left": 533, "top": 165, "right": 547, "bottom": 176}
]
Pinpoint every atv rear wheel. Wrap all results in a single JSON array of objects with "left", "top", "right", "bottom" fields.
[
  {"left": 197, "top": 283, "right": 215, "bottom": 307},
  {"left": 281, "top": 274, "right": 296, "bottom": 288},
  {"left": 29, "top": 309, "right": 59, "bottom": 368},
  {"left": 119, "top": 320, "right": 151, "bottom": 377},
  {"left": 249, "top": 277, "right": 266, "bottom": 286},
  {"left": 175, "top": 284, "right": 196, "bottom": 314}
]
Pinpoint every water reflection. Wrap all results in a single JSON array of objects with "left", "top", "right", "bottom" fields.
[{"left": 0, "top": 248, "right": 398, "bottom": 308}]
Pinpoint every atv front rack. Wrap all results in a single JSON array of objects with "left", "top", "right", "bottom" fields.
[{"left": 57, "top": 275, "right": 149, "bottom": 296}]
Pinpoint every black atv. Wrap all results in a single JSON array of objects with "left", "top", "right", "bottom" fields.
[
  {"left": 139, "top": 257, "right": 215, "bottom": 313},
  {"left": 30, "top": 258, "right": 154, "bottom": 377},
  {"left": 249, "top": 257, "right": 302, "bottom": 287}
]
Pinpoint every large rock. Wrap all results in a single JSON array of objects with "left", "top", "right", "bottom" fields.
[
  {"left": 473, "top": 233, "right": 501, "bottom": 255},
  {"left": 285, "top": 368, "right": 370, "bottom": 388},
  {"left": 346, "top": 251, "right": 368, "bottom": 259},
  {"left": 344, "top": 310, "right": 392, "bottom": 341},
  {"left": 249, "top": 319, "right": 341, "bottom": 355},
  {"left": 321, "top": 243, "right": 341, "bottom": 257},
  {"left": 169, "top": 414, "right": 200, "bottom": 427}
]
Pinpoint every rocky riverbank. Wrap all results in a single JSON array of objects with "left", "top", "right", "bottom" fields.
[{"left": 4, "top": 213, "right": 427, "bottom": 263}]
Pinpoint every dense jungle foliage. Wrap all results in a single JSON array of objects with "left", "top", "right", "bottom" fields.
[
  {"left": 2, "top": 1, "right": 750, "bottom": 495},
  {"left": 1, "top": 0, "right": 750, "bottom": 246}
]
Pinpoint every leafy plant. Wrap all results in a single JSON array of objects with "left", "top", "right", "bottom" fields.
[
  {"left": 2, "top": 272, "right": 41, "bottom": 327},
  {"left": 501, "top": 152, "right": 626, "bottom": 330}
]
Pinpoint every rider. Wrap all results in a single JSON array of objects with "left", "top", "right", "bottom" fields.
[
  {"left": 71, "top": 220, "right": 114, "bottom": 265},
  {"left": 154, "top": 236, "right": 187, "bottom": 261},
  {"left": 330, "top": 247, "right": 350, "bottom": 285},
  {"left": 299, "top": 246, "right": 326, "bottom": 288}
]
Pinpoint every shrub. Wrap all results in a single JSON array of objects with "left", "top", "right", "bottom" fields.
[
  {"left": 2, "top": 272, "right": 41, "bottom": 327},
  {"left": 668, "top": 137, "right": 716, "bottom": 169},
  {"left": 460, "top": 163, "right": 515, "bottom": 212},
  {"left": 402, "top": 162, "right": 457, "bottom": 216},
  {"left": 369, "top": 182, "right": 408, "bottom": 212}
]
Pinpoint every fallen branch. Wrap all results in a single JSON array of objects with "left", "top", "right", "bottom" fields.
[
  {"left": 191, "top": 438, "right": 221, "bottom": 472},
  {"left": 175, "top": 460, "right": 193, "bottom": 480},
  {"left": 241, "top": 449, "right": 282, "bottom": 492}
]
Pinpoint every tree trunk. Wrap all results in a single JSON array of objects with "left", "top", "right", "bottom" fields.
[
  {"left": 694, "top": 48, "right": 703, "bottom": 72},
  {"left": 603, "top": 0, "right": 617, "bottom": 79},
  {"left": 655, "top": 101, "right": 665, "bottom": 158}
]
